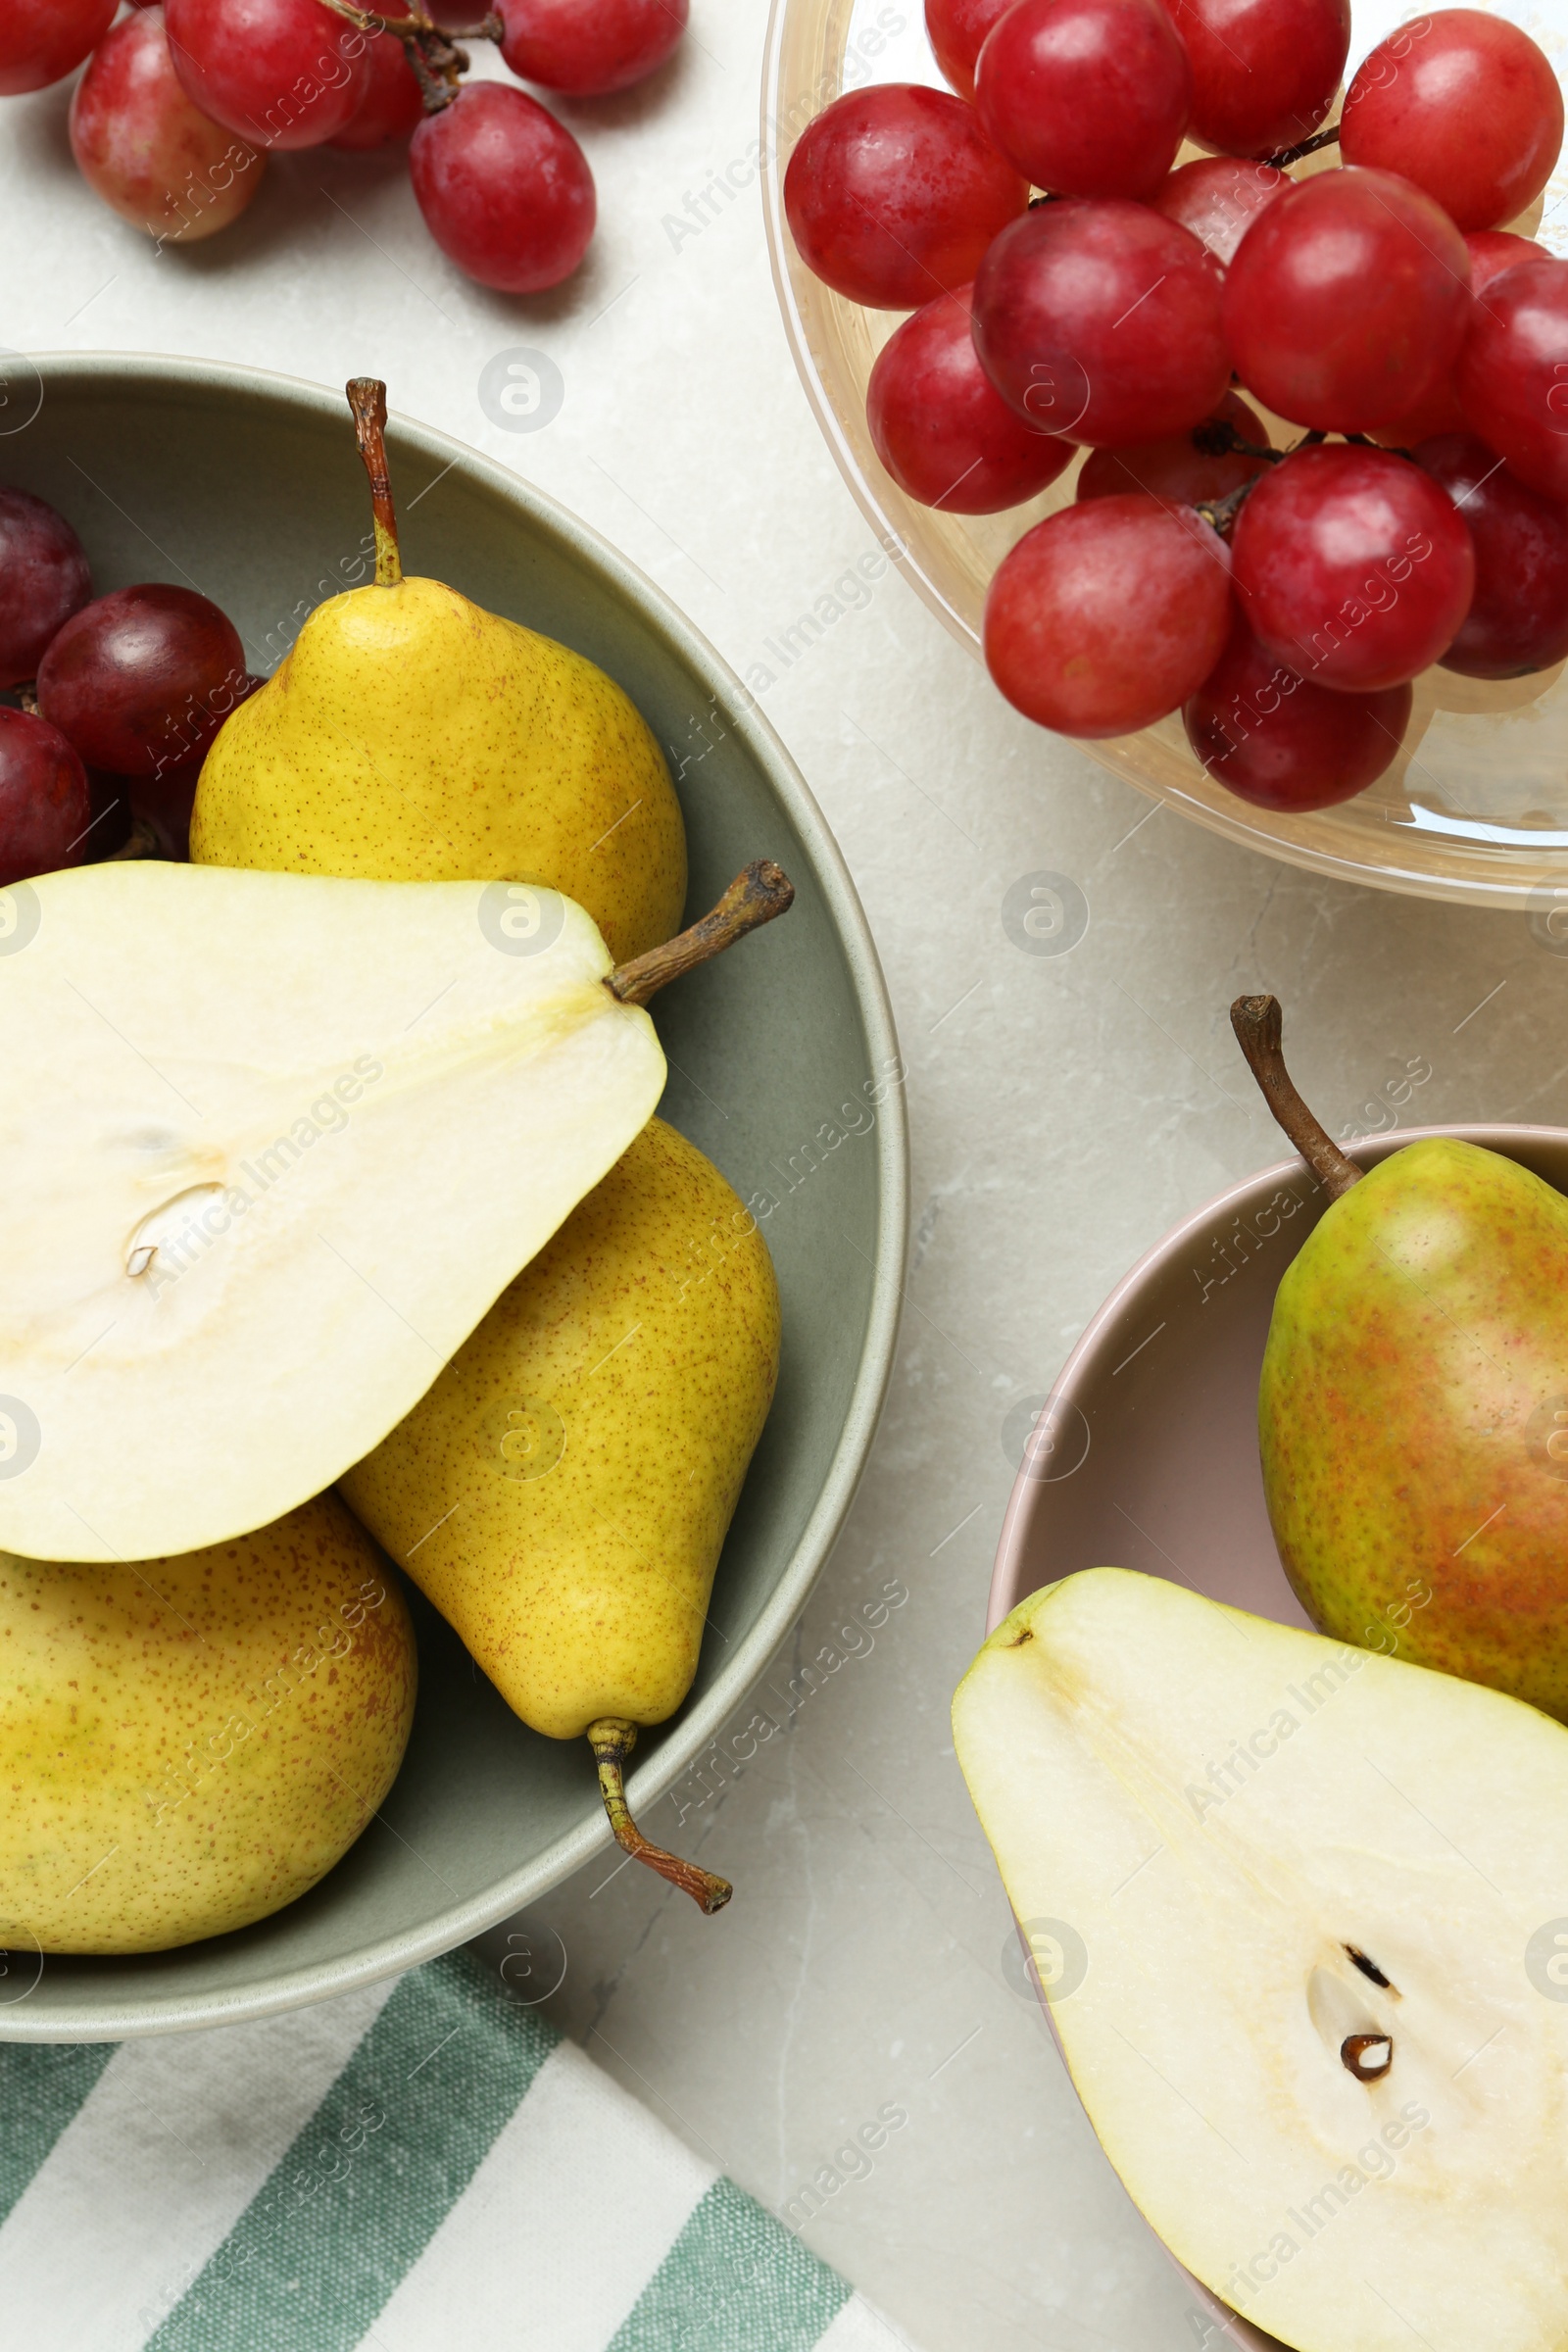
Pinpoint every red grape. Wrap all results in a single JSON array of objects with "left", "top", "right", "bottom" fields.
[
  {"left": 867, "top": 286, "right": 1073, "bottom": 514},
  {"left": 784, "top": 85, "right": 1025, "bottom": 310},
  {"left": 925, "top": 0, "right": 1015, "bottom": 98},
  {"left": 37, "top": 585, "right": 248, "bottom": 780},
  {"left": 498, "top": 0, "right": 687, "bottom": 95},
  {"left": 1367, "top": 373, "right": 1465, "bottom": 450},
  {"left": 1151, "top": 156, "right": 1285, "bottom": 267},
  {"left": 0, "top": 489, "right": 91, "bottom": 692},
  {"left": 409, "top": 85, "right": 595, "bottom": 294},
  {"left": 0, "top": 710, "right": 91, "bottom": 887},
  {"left": 1457, "top": 259, "right": 1568, "bottom": 502},
  {"left": 328, "top": 28, "right": 422, "bottom": 150},
  {"left": 1469, "top": 229, "right": 1552, "bottom": 291},
  {"left": 164, "top": 0, "right": 371, "bottom": 151},
  {"left": 1371, "top": 230, "right": 1548, "bottom": 447},
  {"left": 1184, "top": 611, "right": 1411, "bottom": 810},
  {"left": 1341, "top": 9, "right": 1563, "bottom": 234},
  {"left": 1415, "top": 431, "right": 1568, "bottom": 678},
  {"left": 1076, "top": 392, "right": 1272, "bottom": 504},
  {"left": 0, "top": 0, "right": 117, "bottom": 95},
  {"left": 972, "top": 201, "right": 1230, "bottom": 447},
  {"left": 1159, "top": 0, "right": 1348, "bottom": 157},
  {"left": 1231, "top": 445, "right": 1475, "bottom": 691},
  {"left": 71, "top": 9, "right": 267, "bottom": 244},
  {"left": 974, "top": 0, "right": 1191, "bottom": 201},
  {"left": 984, "top": 495, "right": 1232, "bottom": 736},
  {"left": 1224, "top": 168, "right": 1471, "bottom": 433}
]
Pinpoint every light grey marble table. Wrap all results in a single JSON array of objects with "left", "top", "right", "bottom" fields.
[{"left": 6, "top": 12, "right": 1564, "bottom": 2348}]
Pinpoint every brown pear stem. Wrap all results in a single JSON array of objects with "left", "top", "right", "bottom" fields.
[
  {"left": 608, "top": 860, "right": 794, "bottom": 1007},
  {"left": 587, "top": 1720, "right": 732, "bottom": 1915},
  {"left": 1231, "top": 995, "right": 1362, "bottom": 1199},
  {"left": 346, "top": 379, "right": 402, "bottom": 588}
]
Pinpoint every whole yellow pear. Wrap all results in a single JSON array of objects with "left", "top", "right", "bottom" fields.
[
  {"left": 190, "top": 574, "right": 685, "bottom": 963},
  {"left": 339, "top": 1118, "right": 779, "bottom": 1741},
  {"left": 0, "top": 1494, "right": 416, "bottom": 1953},
  {"left": 190, "top": 382, "right": 685, "bottom": 963}
]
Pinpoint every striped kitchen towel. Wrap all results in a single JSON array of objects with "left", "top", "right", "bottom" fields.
[{"left": 0, "top": 1947, "right": 912, "bottom": 2352}]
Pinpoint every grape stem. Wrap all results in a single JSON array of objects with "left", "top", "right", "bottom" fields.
[
  {"left": 1261, "top": 122, "right": 1342, "bottom": 170},
  {"left": 1191, "top": 418, "right": 1286, "bottom": 465},
  {"left": 1195, "top": 477, "right": 1260, "bottom": 537},
  {"left": 318, "top": 0, "right": 503, "bottom": 110}
]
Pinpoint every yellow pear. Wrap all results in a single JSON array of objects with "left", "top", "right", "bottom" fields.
[
  {"left": 0, "top": 859, "right": 665, "bottom": 1565},
  {"left": 339, "top": 1116, "right": 779, "bottom": 1911},
  {"left": 191, "top": 380, "right": 686, "bottom": 964},
  {"left": 0, "top": 1494, "right": 416, "bottom": 1954}
]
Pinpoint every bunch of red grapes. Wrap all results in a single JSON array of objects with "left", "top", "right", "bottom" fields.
[
  {"left": 0, "top": 481, "right": 256, "bottom": 884},
  {"left": 3, "top": 0, "right": 688, "bottom": 294},
  {"left": 785, "top": 0, "right": 1568, "bottom": 815}
]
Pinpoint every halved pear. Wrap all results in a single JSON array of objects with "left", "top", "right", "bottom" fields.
[
  {"left": 0, "top": 860, "right": 663, "bottom": 1562},
  {"left": 954, "top": 1568, "right": 1568, "bottom": 2352}
]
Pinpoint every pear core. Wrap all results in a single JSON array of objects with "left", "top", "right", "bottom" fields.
[{"left": 954, "top": 1567, "right": 1568, "bottom": 2352}]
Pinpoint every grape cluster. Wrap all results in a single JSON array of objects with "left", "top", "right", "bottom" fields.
[
  {"left": 0, "top": 483, "right": 256, "bottom": 883},
  {"left": 4, "top": 0, "right": 688, "bottom": 294},
  {"left": 786, "top": 2, "right": 1568, "bottom": 815}
]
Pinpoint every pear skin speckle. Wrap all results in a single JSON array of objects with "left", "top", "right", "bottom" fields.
[
  {"left": 339, "top": 1118, "right": 779, "bottom": 1740},
  {"left": 189, "top": 576, "right": 686, "bottom": 963},
  {"left": 1262, "top": 1136, "right": 1568, "bottom": 1717},
  {"left": 0, "top": 1494, "right": 416, "bottom": 1952}
]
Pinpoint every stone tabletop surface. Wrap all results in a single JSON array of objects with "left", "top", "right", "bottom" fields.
[{"left": 8, "top": 10, "right": 1566, "bottom": 2348}]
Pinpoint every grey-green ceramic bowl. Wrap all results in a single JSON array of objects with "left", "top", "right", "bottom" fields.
[{"left": 0, "top": 352, "right": 906, "bottom": 2040}]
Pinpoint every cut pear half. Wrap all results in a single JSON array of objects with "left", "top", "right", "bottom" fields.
[
  {"left": 953, "top": 1568, "right": 1568, "bottom": 2352},
  {"left": 0, "top": 861, "right": 665, "bottom": 1561}
]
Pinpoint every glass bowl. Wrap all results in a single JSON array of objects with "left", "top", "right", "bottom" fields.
[{"left": 760, "top": 0, "right": 1568, "bottom": 909}]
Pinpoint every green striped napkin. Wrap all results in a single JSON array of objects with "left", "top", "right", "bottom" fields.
[{"left": 0, "top": 1948, "right": 912, "bottom": 2352}]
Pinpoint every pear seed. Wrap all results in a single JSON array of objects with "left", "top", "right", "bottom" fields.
[
  {"left": 1342, "top": 2034, "right": 1393, "bottom": 2082},
  {"left": 126, "top": 1246, "right": 156, "bottom": 1279}
]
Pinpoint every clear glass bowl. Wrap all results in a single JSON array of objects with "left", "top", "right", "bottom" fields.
[{"left": 760, "top": 0, "right": 1568, "bottom": 909}]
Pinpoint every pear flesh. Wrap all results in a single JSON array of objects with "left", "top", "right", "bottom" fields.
[
  {"left": 1262, "top": 1136, "right": 1568, "bottom": 1719},
  {"left": 0, "top": 861, "right": 663, "bottom": 1563},
  {"left": 0, "top": 1494, "right": 416, "bottom": 1953},
  {"left": 953, "top": 1567, "right": 1568, "bottom": 2352},
  {"left": 190, "top": 575, "right": 687, "bottom": 966},
  {"left": 341, "top": 1117, "right": 781, "bottom": 1740}
]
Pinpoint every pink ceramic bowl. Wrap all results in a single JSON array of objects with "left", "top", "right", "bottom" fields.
[{"left": 987, "top": 1123, "right": 1568, "bottom": 2352}]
